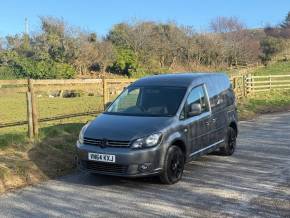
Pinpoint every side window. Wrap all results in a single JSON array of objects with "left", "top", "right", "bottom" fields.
[{"left": 182, "top": 85, "right": 209, "bottom": 119}]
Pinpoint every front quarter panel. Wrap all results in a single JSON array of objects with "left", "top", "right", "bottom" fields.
[{"left": 159, "top": 122, "right": 188, "bottom": 166}]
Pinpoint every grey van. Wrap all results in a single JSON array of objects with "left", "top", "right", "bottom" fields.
[{"left": 76, "top": 73, "right": 238, "bottom": 184}]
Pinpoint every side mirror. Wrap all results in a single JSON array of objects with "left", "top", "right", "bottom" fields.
[
  {"left": 105, "top": 102, "right": 112, "bottom": 110},
  {"left": 188, "top": 103, "right": 202, "bottom": 117}
]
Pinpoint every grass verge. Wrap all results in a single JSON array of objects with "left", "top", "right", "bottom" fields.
[
  {"left": 238, "top": 90, "right": 290, "bottom": 120},
  {"left": 0, "top": 116, "right": 93, "bottom": 194}
]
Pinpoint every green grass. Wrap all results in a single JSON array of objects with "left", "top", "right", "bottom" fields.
[
  {"left": 252, "top": 60, "right": 290, "bottom": 75},
  {"left": 0, "top": 93, "right": 103, "bottom": 123},
  {"left": 0, "top": 115, "right": 95, "bottom": 148},
  {"left": 238, "top": 90, "right": 290, "bottom": 120}
]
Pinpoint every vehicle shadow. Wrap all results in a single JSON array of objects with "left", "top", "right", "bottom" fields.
[{"left": 58, "top": 171, "right": 161, "bottom": 187}]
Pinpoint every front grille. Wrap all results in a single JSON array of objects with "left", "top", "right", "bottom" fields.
[
  {"left": 82, "top": 160, "right": 128, "bottom": 174},
  {"left": 83, "top": 138, "right": 102, "bottom": 145},
  {"left": 83, "top": 137, "right": 130, "bottom": 147}
]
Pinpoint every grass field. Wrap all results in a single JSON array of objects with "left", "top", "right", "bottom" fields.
[
  {"left": 0, "top": 93, "right": 103, "bottom": 124},
  {"left": 252, "top": 60, "right": 290, "bottom": 75}
]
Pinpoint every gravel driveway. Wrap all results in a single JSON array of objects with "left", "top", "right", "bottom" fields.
[{"left": 0, "top": 112, "right": 289, "bottom": 218}]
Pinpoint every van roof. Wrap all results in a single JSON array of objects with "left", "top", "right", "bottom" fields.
[{"left": 131, "top": 73, "right": 228, "bottom": 87}]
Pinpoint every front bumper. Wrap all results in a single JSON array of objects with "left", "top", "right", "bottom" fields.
[{"left": 76, "top": 141, "right": 164, "bottom": 177}]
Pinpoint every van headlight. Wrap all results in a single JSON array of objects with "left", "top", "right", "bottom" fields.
[
  {"left": 78, "top": 122, "right": 91, "bottom": 144},
  {"left": 131, "top": 133, "right": 162, "bottom": 149}
]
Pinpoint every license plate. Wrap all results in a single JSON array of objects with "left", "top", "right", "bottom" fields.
[{"left": 88, "top": 153, "right": 115, "bottom": 163}]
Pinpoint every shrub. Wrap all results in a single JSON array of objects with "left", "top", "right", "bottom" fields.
[
  {"left": 260, "top": 37, "right": 283, "bottom": 65},
  {"left": 107, "top": 48, "right": 138, "bottom": 77},
  {"left": 0, "top": 66, "right": 18, "bottom": 79},
  {"left": 8, "top": 58, "right": 75, "bottom": 79}
]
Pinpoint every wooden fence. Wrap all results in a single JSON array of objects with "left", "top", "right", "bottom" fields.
[
  {"left": 1, "top": 74, "right": 290, "bottom": 140},
  {"left": 0, "top": 78, "right": 134, "bottom": 139},
  {"left": 230, "top": 74, "right": 290, "bottom": 97}
]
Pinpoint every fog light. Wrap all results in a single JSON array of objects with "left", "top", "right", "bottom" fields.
[{"left": 138, "top": 163, "right": 152, "bottom": 172}]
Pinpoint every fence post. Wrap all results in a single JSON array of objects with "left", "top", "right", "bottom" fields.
[
  {"left": 233, "top": 77, "right": 238, "bottom": 94},
  {"left": 102, "top": 78, "right": 108, "bottom": 110},
  {"left": 250, "top": 74, "right": 254, "bottom": 95},
  {"left": 244, "top": 74, "right": 251, "bottom": 97},
  {"left": 28, "top": 79, "right": 39, "bottom": 138},
  {"left": 26, "top": 92, "right": 33, "bottom": 140},
  {"left": 242, "top": 75, "right": 246, "bottom": 97}
]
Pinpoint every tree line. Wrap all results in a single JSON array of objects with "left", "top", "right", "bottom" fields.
[{"left": 0, "top": 12, "right": 290, "bottom": 79}]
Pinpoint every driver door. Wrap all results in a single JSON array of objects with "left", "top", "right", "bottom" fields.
[{"left": 182, "top": 85, "right": 211, "bottom": 154}]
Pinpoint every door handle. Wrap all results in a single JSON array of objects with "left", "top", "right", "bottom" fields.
[{"left": 212, "top": 118, "right": 216, "bottom": 123}]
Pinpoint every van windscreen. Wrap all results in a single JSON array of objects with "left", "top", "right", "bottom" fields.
[{"left": 106, "top": 86, "right": 186, "bottom": 117}]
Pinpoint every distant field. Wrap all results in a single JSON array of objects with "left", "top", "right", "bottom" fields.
[
  {"left": 0, "top": 92, "right": 103, "bottom": 148},
  {"left": 252, "top": 60, "right": 290, "bottom": 75},
  {"left": 0, "top": 93, "right": 103, "bottom": 124}
]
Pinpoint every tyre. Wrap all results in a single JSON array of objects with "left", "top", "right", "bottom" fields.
[
  {"left": 159, "top": 145, "right": 185, "bottom": 184},
  {"left": 220, "top": 127, "right": 237, "bottom": 156}
]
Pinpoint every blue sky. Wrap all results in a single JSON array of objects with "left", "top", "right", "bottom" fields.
[{"left": 0, "top": 0, "right": 289, "bottom": 36}]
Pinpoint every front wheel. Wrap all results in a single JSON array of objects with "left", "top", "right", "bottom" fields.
[
  {"left": 159, "top": 145, "right": 185, "bottom": 184},
  {"left": 220, "top": 127, "right": 237, "bottom": 156}
]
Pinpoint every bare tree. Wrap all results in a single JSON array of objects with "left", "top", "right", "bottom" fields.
[
  {"left": 209, "top": 16, "right": 259, "bottom": 67},
  {"left": 210, "top": 16, "right": 244, "bottom": 33}
]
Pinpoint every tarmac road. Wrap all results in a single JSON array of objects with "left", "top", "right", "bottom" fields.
[{"left": 0, "top": 112, "right": 289, "bottom": 218}]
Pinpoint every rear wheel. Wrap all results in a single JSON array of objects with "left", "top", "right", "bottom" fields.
[
  {"left": 159, "top": 145, "right": 185, "bottom": 184},
  {"left": 220, "top": 127, "right": 237, "bottom": 156}
]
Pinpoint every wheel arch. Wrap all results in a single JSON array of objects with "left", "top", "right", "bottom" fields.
[
  {"left": 171, "top": 139, "right": 187, "bottom": 158},
  {"left": 229, "top": 121, "right": 238, "bottom": 136}
]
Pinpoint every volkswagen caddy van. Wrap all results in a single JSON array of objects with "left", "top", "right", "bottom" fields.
[{"left": 76, "top": 73, "right": 238, "bottom": 184}]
